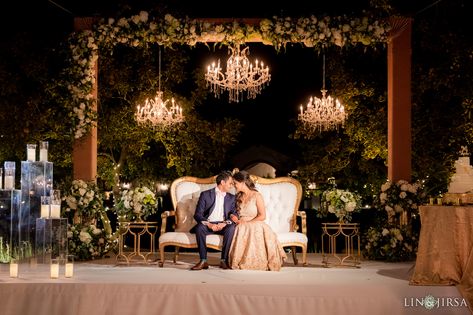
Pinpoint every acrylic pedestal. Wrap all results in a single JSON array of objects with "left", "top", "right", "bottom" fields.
[
  {"left": 20, "top": 161, "right": 53, "bottom": 253},
  {"left": 35, "top": 218, "right": 67, "bottom": 264},
  {"left": 0, "top": 189, "right": 22, "bottom": 261}
]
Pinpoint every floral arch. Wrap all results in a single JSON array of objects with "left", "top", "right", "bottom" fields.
[{"left": 64, "top": 11, "right": 390, "bottom": 139}]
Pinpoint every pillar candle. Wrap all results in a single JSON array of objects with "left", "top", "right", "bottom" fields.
[
  {"left": 50, "top": 205, "right": 61, "bottom": 218},
  {"left": 50, "top": 262, "right": 59, "bottom": 279},
  {"left": 39, "top": 149, "right": 48, "bottom": 162},
  {"left": 65, "top": 263, "right": 74, "bottom": 278},
  {"left": 40, "top": 205, "right": 50, "bottom": 218},
  {"left": 27, "top": 148, "right": 36, "bottom": 161},
  {"left": 4, "top": 176, "right": 14, "bottom": 189},
  {"left": 10, "top": 262, "right": 18, "bottom": 278}
]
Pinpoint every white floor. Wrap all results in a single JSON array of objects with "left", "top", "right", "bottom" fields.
[{"left": 0, "top": 253, "right": 471, "bottom": 315}]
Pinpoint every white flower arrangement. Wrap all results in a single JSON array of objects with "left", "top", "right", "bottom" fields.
[
  {"left": 63, "top": 179, "right": 104, "bottom": 220},
  {"left": 363, "top": 225, "right": 418, "bottom": 262},
  {"left": 320, "top": 188, "right": 361, "bottom": 222},
  {"left": 115, "top": 186, "right": 157, "bottom": 221},
  {"left": 378, "top": 179, "right": 424, "bottom": 220},
  {"left": 62, "top": 11, "right": 391, "bottom": 139},
  {"left": 68, "top": 223, "right": 112, "bottom": 260}
]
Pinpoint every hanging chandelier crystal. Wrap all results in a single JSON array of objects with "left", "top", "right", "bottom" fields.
[
  {"left": 135, "top": 48, "right": 184, "bottom": 128},
  {"left": 205, "top": 44, "right": 271, "bottom": 103},
  {"left": 298, "top": 55, "right": 346, "bottom": 132}
]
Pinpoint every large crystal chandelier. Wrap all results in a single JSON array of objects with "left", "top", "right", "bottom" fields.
[
  {"left": 205, "top": 44, "right": 270, "bottom": 103},
  {"left": 135, "top": 48, "right": 184, "bottom": 128},
  {"left": 298, "top": 55, "right": 346, "bottom": 132}
]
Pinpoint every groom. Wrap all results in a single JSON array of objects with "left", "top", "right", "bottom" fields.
[{"left": 190, "top": 170, "right": 238, "bottom": 270}]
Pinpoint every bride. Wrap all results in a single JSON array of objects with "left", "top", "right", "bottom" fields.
[{"left": 229, "top": 171, "right": 286, "bottom": 271}]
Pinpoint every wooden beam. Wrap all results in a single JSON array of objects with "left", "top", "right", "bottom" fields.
[
  {"left": 387, "top": 17, "right": 412, "bottom": 182},
  {"left": 72, "top": 17, "right": 99, "bottom": 182}
]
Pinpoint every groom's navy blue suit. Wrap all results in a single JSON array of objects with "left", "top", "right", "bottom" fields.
[{"left": 191, "top": 189, "right": 238, "bottom": 261}]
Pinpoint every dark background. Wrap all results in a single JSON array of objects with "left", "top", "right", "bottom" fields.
[{"left": 0, "top": 0, "right": 453, "bottom": 162}]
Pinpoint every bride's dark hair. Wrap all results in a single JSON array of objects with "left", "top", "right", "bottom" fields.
[{"left": 233, "top": 171, "right": 258, "bottom": 213}]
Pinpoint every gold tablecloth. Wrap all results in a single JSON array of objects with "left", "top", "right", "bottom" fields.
[{"left": 410, "top": 206, "right": 473, "bottom": 309}]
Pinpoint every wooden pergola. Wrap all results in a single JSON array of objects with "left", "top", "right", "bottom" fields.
[{"left": 72, "top": 16, "right": 412, "bottom": 183}]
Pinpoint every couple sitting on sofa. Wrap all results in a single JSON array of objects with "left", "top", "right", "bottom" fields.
[{"left": 190, "top": 170, "right": 286, "bottom": 271}]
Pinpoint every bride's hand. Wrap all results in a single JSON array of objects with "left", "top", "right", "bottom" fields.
[{"left": 230, "top": 215, "right": 239, "bottom": 224}]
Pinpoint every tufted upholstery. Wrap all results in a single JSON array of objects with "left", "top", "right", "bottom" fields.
[{"left": 158, "top": 175, "right": 308, "bottom": 267}]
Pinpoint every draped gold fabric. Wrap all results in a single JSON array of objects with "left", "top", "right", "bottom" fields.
[{"left": 410, "top": 206, "right": 473, "bottom": 310}]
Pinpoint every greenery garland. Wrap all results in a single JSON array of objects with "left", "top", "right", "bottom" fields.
[{"left": 62, "top": 11, "right": 391, "bottom": 139}]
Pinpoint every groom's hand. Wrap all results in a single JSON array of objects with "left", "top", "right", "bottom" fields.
[
  {"left": 216, "top": 222, "right": 227, "bottom": 230},
  {"left": 206, "top": 223, "right": 217, "bottom": 231}
]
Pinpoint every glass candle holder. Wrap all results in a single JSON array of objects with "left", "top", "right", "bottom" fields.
[
  {"left": 4, "top": 161, "right": 15, "bottom": 190},
  {"left": 10, "top": 258, "right": 19, "bottom": 278},
  {"left": 65, "top": 255, "right": 74, "bottom": 278},
  {"left": 50, "top": 190, "right": 61, "bottom": 218},
  {"left": 50, "top": 258, "right": 59, "bottom": 279},
  {"left": 27, "top": 144, "right": 37, "bottom": 161},
  {"left": 39, "top": 141, "right": 49, "bottom": 162},
  {"left": 40, "top": 196, "right": 51, "bottom": 218}
]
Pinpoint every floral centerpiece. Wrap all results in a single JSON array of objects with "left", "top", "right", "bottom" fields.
[
  {"left": 115, "top": 186, "right": 157, "bottom": 222},
  {"left": 320, "top": 188, "right": 361, "bottom": 222},
  {"left": 377, "top": 179, "right": 425, "bottom": 223},
  {"left": 67, "top": 223, "right": 112, "bottom": 261}
]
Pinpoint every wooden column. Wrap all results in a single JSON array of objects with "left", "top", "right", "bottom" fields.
[
  {"left": 387, "top": 17, "right": 412, "bottom": 182},
  {"left": 72, "top": 17, "right": 98, "bottom": 182}
]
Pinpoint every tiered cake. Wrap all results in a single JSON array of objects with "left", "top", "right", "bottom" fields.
[
  {"left": 445, "top": 146, "right": 473, "bottom": 204},
  {"left": 448, "top": 156, "right": 473, "bottom": 193}
]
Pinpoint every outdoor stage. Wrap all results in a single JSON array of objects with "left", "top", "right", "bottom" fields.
[{"left": 0, "top": 253, "right": 470, "bottom": 315}]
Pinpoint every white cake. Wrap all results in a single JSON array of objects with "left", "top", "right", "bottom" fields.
[{"left": 448, "top": 156, "right": 473, "bottom": 193}]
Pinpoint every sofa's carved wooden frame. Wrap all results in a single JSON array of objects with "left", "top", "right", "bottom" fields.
[{"left": 159, "top": 175, "right": 307, "bottom": 267}]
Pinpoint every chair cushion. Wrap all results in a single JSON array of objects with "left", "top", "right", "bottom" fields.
[
  {"left": 277, "top": 232, "right": 308, "bottom": 245},
  {"left": 175, "top": 194, "right": 199, "bottom": 232},
  {"left": 159, "top": 232, "right": 223, "bottom": 247}
]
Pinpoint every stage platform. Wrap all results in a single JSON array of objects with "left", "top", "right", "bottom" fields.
[{"left": 0, "top": 253, "right": 471, "bottom": 315}]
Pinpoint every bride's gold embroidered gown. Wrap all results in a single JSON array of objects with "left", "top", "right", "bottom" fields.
[{"left": 229, "top": 195, "right": 286, "bottom": 271}]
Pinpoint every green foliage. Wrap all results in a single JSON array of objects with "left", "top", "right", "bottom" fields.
[
  {"left": 363, "top": 224, "right": 418, "bottom": 262},
  {"left": 411, "top": 1, "right": 473, "bottom": 195},
  {"left": 96, "top": 45, "right": 242, "bottom": 187},
  {"left": 294, "top": 0, "right": 473, "bottom": 200}
]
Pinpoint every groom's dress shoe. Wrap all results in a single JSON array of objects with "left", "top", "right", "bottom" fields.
[
  {"left": 190, "top": 261, "right": 209, "bottom": 270},
  {"left": 219, "top": 261, "right": 232, "bottom": 270}
]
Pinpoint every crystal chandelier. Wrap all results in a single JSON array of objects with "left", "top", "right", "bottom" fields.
[
  {"left": 298, "top": 55, "right": 346, "bottom": 132},
  {"left": 135, "top": 48, "right": 184, "bottom": 128},
  {"left": 205, "top": 44, "right": 271, "bottom": 103}
]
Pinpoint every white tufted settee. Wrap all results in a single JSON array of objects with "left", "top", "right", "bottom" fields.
[{"left": 158, "top": 175, "right": 308, "bottom": 267}]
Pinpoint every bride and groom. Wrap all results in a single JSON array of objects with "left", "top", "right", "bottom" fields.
[{"left": 190, "top": 170, "right": 286, "bottom": 271}]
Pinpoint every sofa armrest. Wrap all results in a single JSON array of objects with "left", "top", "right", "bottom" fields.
[
  {"left": 160, "top": 210, "right": 176, "bottom": 236},
  {"left": 296, "top": 210, "right": 307, "bottom": 235}
]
